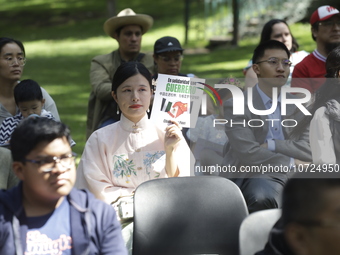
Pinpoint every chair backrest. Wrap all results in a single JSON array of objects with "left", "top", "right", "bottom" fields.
[
  {"left": 133, "top": 176, "right": 249, "bottom": 255},
  {"left": 239, "top": 208, "right": 282, "bottom": 255}
]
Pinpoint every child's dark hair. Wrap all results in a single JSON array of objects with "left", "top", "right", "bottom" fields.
[
  {"left": 10, "top": 117, "right": 71, "bottom": 162},
  {"left": 252, "top": 40, "right": 291, "bottom": 64},
  {"left": 14, "top": 79, "right": 43, "bottom": 105}
]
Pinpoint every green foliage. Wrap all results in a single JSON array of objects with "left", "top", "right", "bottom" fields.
[{"left": 0, "top": 0, "right": 314, "bottom": 155}]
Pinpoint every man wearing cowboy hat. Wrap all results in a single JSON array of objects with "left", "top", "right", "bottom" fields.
[{"left": 86, "top": 8, "right": 155, "bottom": 138}]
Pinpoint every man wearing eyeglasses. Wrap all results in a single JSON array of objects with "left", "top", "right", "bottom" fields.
[
  {"left": 292, "top": 5, "right": 340, "bottom": 94},
  {"left": 221, "top": 40, "right": 311, "bottom": 213},
  {"left": 0, "top": 117, "right": 127, "bottom": 254}
]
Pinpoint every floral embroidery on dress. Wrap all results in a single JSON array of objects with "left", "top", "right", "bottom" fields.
[
  {"left": 113, "top": 155, "right": 136, "bottom": 183},
  {"left": 143, "top": 151, "right": 165, "bottom": 178}
]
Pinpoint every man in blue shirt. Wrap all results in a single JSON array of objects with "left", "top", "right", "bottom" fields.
[
  {"left": 222, "top": 40, "right": 312, "bottom": 213},
  {"left": 0, "top": 117, "right": 127, "bottom": 254}
]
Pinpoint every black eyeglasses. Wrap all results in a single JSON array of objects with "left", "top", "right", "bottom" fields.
[
  {"left": 24, "top": 152, "right": 77, "bottom": 173},
  {"left": 256, "top": 57, "right": 292, "bottom": 68}
]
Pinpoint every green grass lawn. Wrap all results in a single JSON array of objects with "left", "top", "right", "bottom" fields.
[{"left": 0, "top": 0, "right": 315, "bottom": 155}]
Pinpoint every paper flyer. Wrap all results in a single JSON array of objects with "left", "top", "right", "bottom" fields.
[{"left": 150, "top": 74, "right": 205, "bottom": 128}]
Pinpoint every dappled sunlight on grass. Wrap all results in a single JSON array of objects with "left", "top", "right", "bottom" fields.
[
  {"left": 193, "top": 60, "right": 246, "bottom": 73},
  {"left": 1, "top": 0, "right": 316, "bottom": 156},
  {"left": 0, "top": 0, "right": 102, "bottom": 12},
  {"left": 25, "top": 38, "right": 119, "bottom": 57}
]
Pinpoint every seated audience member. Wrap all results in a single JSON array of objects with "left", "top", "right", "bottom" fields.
[
  {"left": 152, "top": 36, "right": 193, "bottom": 82},
  {"left": 187, "top": 78, "right": 240, "bottom": 174},
  {"left": 0, "top": 147, "right": 18, "bottom": 189},
  {"left": 77, "top": 61, "right": 191, "bottom": 204},
  {"left": 292, "top": 5, "right": 340, "bottom": 93},
  {"left": 76, "top": 62, "right": 192, "bottom": 254},
  {"left": 0, "top": 117, "right": 127, "bottom": 254},
  {"left": 0, "top": 79, "right": 55, "bottom": 146},
  {"left": 87, "top": 8, "right": 155, "bottom": 137},
  {"left": 291, "top": 45, "right": 340, "bottom": 164},
  {"left": 221, "top": 40, "right": 312, "bottom": 213},
  {"left": 244, "top": 19, "right": 308, "bottom": 88},
  {"left": 152, "top": 36, "right": 195, "bottom": 144},
  {"left": 0, "top": 37, "right": 60, "bottom": 124},
  {"left": 256, "top": 173, "right": 340, "bottom": 255}
]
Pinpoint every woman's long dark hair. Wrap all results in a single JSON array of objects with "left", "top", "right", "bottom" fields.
[
  {"left": 103, "top": 62, "right": 152, "bottom": 123},
  {"left": 259, "top": 19, "right": 299, "bottom": 53},
  {"left": 0, "top": 37, "right": 25, "bottom": 56},
  {"left": 290, "top": 46, "right": 340, "bottom": 138}
]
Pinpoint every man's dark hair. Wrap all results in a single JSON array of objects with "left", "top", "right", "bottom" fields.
[
  {"left": 115, "top": 25, "right": 143, "bottom": 37},
  {"left": 14, "top": 79, "right": 43, "bottom": 105},
  {"left": 252, "top": 40, "right": 291, "bottom": 64},
  {"left": 311, "top": 23, "right": 319, "bottom": 41},
  {"left": 282, "top": 173, "right": 340, "bottom": 226},
  {"left": 10, "top": 117, "right": 71, "bottom": 162}
]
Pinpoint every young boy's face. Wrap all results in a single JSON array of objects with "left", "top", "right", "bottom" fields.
[
  {"left": 13, "top": 137, "right": 76, "bottom": 202},
  {"left": 18, "top": 99, "right": 45, "bottom": 118}
]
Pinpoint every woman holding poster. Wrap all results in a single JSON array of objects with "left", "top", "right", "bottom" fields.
[
  {"left": 76, "top": 61, "right": 191, "bottom": 205},
  {"left": 75, "top": 62, "right": 191, "bottom": 253}
]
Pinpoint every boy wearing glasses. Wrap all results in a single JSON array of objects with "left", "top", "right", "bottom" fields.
[
  {"left": 0, "top": 117, "right": 127, "bottom": 254},
  {"left": 221, "top": 40, "right": 312, "bottom": 213},
  {"left": 292, "top": 5, "right": 340, "bottom": 93}
]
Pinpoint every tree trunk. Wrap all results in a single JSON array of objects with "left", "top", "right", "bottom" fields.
[{"left": 107, "top": 0, "right": 116, "bottom": 17}]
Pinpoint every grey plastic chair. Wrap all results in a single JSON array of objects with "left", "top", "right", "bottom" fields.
[
  {"left": 133, "top": 176, "right": 249, "bottom": 255},
  {"left": 239, "top": 208, "right": 282, "bottom": 255}
]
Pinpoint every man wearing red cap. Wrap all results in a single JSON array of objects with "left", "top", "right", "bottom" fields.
[
  {"left": 291, "top": 5, "right": 340, "bottom": 93},
  {"left": 86, "top": 8, "right": 155, "bottom": 138}
]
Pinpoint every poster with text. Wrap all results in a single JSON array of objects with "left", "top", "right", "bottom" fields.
[{"left": 150, "top": 74, "right": 205, "bottom": 128}]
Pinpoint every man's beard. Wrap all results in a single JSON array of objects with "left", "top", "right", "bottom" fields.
[{"left": 325, "top": 42, "right": 340, "bottom": 55}]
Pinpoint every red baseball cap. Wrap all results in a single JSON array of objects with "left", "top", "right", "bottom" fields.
[{"left": 310, "top": 5, "right": 340, "bottom": 25}]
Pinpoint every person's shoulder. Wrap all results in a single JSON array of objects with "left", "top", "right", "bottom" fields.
[
  {"left": 92, "top": 122, "right": 119, "bottom": 137},
  {"left": 314, "top": 106, "right": 327, "bottom": 117},
  {"left": 1, "top": 114, "right": 20, "bottom": 124},
  {"left": 0, "top": 184, "right": 22, "bottom": 214},
  {"left": 295, "top": 52, "right": 312, "bottom": 65},
  {"left": 292, "top": 50, "right": 309, "bottom": 57},
  {"left": 68, "top": 188, "right": 115, "bottom": 214},
  {"left": 140, "top": 52, "right": 155, "bottom": 69},
  {"left": 92, "top": 51, "right": 116, "bottom": 62},
  {"left": 291, "top": 50, "right": 309, "bottom": 64},
  {"left": 40, "top": 87, "right": 54, "bottom": 101},
  {"left": 140, "top": 52, "right": 153, "bottom": 60}
]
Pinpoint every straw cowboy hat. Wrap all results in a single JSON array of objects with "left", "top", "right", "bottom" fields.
[{"left": 103, "top": 8, "right": 153, "bottom": 39}]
